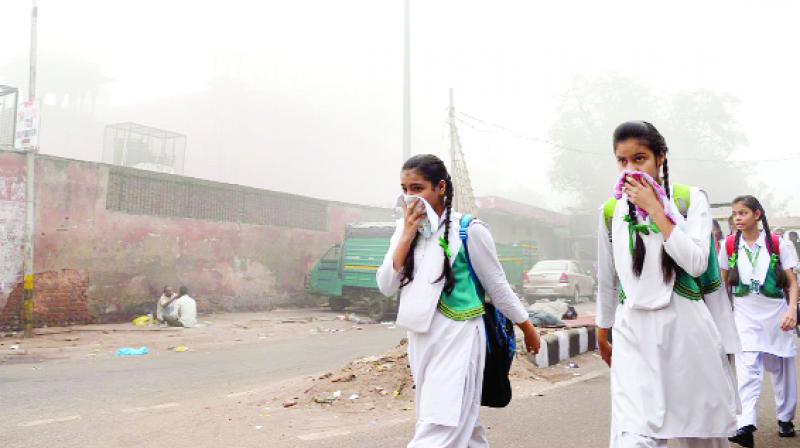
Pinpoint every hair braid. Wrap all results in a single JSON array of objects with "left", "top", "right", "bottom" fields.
[
  {"left": 658, "top": 158, "right": 677, "bottom": 282},
  {"left": 761, "top": 211, "right": 788, "bottom": 288},
  {"left": 628, "top": 200, "right": 646, "bottom": 277},
  {"left": 727, "top": 230, "right": 743, "bottom": 287},
  {"left": 436, "top": 177, "right": 456, "bottom": 294}
]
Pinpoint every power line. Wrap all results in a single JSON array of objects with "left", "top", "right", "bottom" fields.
[{"left": 457, "top": 111, "right": 800, "bottom": 164}]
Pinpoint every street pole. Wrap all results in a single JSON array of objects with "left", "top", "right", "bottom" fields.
[
  {"left": 22, "top": 0, "right": 38, "bottom": 338},
  {"left": 402, "top": 0, "right": 411, "bottom": 162}
]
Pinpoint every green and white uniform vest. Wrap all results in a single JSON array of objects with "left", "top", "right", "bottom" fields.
[
  {"left": 437, "top": 246, "right": 486, "bottom": 321},
  {"left": 603, "top": 183, "right": 722, "bottom": 303},
  {"left": 732, "top": 252, "right": 785, "bottom": 299}
]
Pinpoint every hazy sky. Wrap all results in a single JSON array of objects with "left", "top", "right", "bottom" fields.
[{"left": 2, "top": 0, "right": 799, "bottom": 214}]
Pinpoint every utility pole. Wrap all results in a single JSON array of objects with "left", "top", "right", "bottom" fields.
[
  {"left": 447, "top": 88, "right": 477, "bottom": 215},
  {"left": 22, "top": 0, "right": 38, "bottom": 338},
  {"left": 402, "top": 0, "right": 411, "bottom": 162}
]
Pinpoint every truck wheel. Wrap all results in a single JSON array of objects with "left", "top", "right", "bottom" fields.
[
  {"left": 368, "top": 296, "right": 388, "bottom": 322},
  {"left": 329, "top": 297, "right": 348, "bottom": 312}
]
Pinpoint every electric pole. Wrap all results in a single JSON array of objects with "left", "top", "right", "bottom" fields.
[
  {"left": 22, "top": 0, "right": 38, "bottom": 338},
  {"left": 402, "top": 0, "right": 411, "bottom": 162}
]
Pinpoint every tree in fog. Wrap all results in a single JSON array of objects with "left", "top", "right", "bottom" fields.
[{"left": 548, "top": 74, "right": 779, "bottom": 211}]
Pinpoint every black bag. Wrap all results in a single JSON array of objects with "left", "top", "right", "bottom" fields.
[{"left": 459, "top": 215, "right": 517, "bottom": 408}]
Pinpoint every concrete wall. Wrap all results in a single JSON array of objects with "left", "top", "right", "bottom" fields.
[{"left": 0, "top": 151, "right": 391, "bottom": 327}]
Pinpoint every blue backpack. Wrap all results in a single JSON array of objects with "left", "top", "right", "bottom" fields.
[{"left": 460, "top": 214, "right": 517, "bottom": 408}]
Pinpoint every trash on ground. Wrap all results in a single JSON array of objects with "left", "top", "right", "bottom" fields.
[
  {"left": 173, "top": 345, "right": 189, "bottom": 352},
  {"left": 562, "top": 306, "right": 578, "bottom": 320},
  {"left": 567, "top": 362, "right": 579, "bottom": 369},
  {"left": 10, "top": 344, "right": 20, "bottom": 351},
  {"left": 346, "top": 314, "right": 377, "bottom": 325},
  {"left": 313, "top": 395, "right": 338, "bottom": 404},
  {"left": 528, "top": 310, "right": 564, "bottom": 327},
  {"left": 332, "top": 373, "right": 356, "bottom": 383},
  {"left": 349, "top": 394, "right": 359, "bottom": 401},
  {"left": 116, "top": 346, "right": 149, "bottom": 357},
  {"left": 131, "top": 315, "right": 153, "bottom": 327}
]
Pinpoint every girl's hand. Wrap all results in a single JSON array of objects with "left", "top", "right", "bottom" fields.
[
  {"left": 780, "top": 309, "right": 797, "bottom": 332},
  {"left": 598, "top": 327, "right": 612, "bottom": 367},
  {"left": 517, "top": 320, "right": 540, "bottom": 355},
  {"left": 523, "top": 326, "right": 541, "bottom": 355},
  {"left": 401, "top": 198, "right": 426, "bottom": 241},
  {"left": 623, "top": 176, "right": 661, "bottom": 216}
]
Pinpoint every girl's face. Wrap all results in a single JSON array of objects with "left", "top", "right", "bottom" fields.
[
  {"left": 614, "top": 139, "right": 664, "bottom": 180},
  {"left": 731, "top": 202, "right": 761, "bottom": 232},
  {"left": 400, "top": 169, "right": 446, "bottom": 210}
]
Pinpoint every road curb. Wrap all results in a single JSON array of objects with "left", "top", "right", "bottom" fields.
[{"left": 532, "top": 325, "right": 597, "bottom": 367}]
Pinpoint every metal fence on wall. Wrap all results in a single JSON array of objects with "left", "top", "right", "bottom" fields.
[
  {"left": 0, "top": 86, "right": 18, "bottom": 149},
  {"left": 106, "top": 169, "right": 329, "bottom": 231}
]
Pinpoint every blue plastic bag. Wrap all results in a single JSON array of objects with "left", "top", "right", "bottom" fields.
[{"left": 116, "top": 346, "right": 149, "bottom": 357}]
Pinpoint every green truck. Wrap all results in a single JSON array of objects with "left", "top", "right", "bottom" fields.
[{"left": 307, "top": 222, "right": 537, "bottom": 322}]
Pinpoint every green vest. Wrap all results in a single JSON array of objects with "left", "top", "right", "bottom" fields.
[
  {"left": 603, "top": 183, "right": 722, "bottom": 303},
  {"left": 732, "top": 253, "right": 785, "bottom": 299},
  {"left": 438, "top": 246, "right": 486, "bottom": 321}
]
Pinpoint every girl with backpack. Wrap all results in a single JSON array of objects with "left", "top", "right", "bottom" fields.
[
  {"left": 596, "top": 121, "right": 740, "bottom": 447},
  {"left": 376, "top": 154, "right": 540, "bottom": 448},
  {"left": 719, "top": 196, "right": 798, "bottom": 447}
]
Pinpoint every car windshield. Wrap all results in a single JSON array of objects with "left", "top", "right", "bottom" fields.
[{"left": 531, "top": 261, "right": 568, "bottom": 273}]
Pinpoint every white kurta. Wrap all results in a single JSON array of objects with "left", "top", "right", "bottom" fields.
[
  {"left": 596, "top": 187, "right": 739, "bottom": 441},
  {"left": 718, "top": 233, "right": 798, "bottom": 357},
  {"left": 163, "top": 295, "right": 197, "bottom": 328},
  {"left": 377, "top": 211, "right": 528, "bottom": 446},
  {"left": 718, "top": 232, "right": 798, "bottom": 428}
]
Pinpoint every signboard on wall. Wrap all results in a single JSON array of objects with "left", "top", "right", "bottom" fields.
[{"left": 15, "top": 100, "right": 40, "bottom": 150}]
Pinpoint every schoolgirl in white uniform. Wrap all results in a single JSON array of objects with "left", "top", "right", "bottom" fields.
[
  {"left": 376, "top": 154, "right": 541, "bottom": 448},
  {"left": 597, "top": 121, "right": 740, "bottom": 448},
  {"left": 719, "top": 195, "right": 798, "bottom": 447}
]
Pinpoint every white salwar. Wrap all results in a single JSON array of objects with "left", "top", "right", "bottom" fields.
[
  {"left": 718, "top": 233, "right": 798, "bottom": 428},
  {"left": 377, "top": 211, "right": 528, "bottom": 448},
  {"left": 597, "top": 186, "right": 739, "bottom": 447}
]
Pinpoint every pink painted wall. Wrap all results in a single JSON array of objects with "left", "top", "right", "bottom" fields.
[{"left": 0, "top": 151, "right": 390, "bottom": 325}]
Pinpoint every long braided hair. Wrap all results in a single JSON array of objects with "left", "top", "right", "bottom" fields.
[
  {"left": 399, "top": 155, "right": 456, "bottom": 295},
  {"left": 726, "top": 195, "right": 788, "bottom": 288},
  {"left": 613, "top": 120, "right": 678, "bottom": 283}
]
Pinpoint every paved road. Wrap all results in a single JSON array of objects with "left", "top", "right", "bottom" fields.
[
  {"left": 319, "top": 357, "right": 800, "bottom": 448},
  {"left": 0, "top": 323, "right": 405, "bottom": 447}
]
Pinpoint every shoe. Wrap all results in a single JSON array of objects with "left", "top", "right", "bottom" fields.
[
  {"left": 778, "top": 420, "right": 796, "bottom": 437},
  {"left": 728, "top": 425, "right": 756, "bottom": 448}
]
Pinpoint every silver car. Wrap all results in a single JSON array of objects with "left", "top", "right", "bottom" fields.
[{"left": 523, "top": 259, "right": 595, "bottom": 303}]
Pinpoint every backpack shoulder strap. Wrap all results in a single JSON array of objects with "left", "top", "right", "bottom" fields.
[
  {"left": 768, "top": 234, "right": 781, "bottom": 256},
  {"left": 602, "top": 198, "right": 617, "bottom": 233},
  {"left": 672, "top": 183, "right": 691, "bottom": 217},
  {"left": 459, "top": 214, "right": 480, "bottom": 288},
  {"left": 725, "top": 234, "right": 736, "bottom": 259}
]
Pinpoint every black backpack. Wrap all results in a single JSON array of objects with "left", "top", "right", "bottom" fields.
[{"left": 459, "top": 214, "right": 517, "bottom": 408}]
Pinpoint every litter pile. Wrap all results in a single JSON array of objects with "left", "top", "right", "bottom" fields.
[{"left": 276, "top": 339, "right": 414, "bottom": 412}]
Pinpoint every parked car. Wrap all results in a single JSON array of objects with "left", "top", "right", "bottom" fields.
[{"left": 523, "top": 259, "right": 595, "bottom": 303}]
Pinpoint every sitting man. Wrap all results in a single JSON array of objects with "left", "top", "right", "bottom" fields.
[
  {"left": 156, "top": 286, "right": 177, "bottom": 323},
  {"left": 162, "top": 286, "right": 197, "bottom": 328}
]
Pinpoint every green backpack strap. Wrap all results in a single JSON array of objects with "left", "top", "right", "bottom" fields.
[
  {"left": 603, "top": 198, "right": 617, "bottom": 234},
  {"left": 672, "top": 183, "right": 691, "bottom": 217}
]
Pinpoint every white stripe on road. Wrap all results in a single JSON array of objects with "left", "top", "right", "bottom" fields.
[
  {"left": 121, "top": 402, "right": 180, "bottom": 413},
  {"left": 18, "top": 415, "right": 81, "bottom": 427},
  {"left": 297, "top": 429, "right": 353, "bottom": 441}
]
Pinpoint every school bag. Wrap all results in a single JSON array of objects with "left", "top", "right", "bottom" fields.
[{"left": 459, "top": 214, "right": 516, "bottom": 408}]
